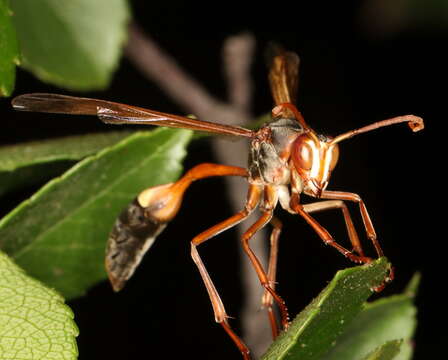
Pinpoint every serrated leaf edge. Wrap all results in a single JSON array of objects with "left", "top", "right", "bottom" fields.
[{"left": 0, "top": 129, "right": 192, "bottom": 261}]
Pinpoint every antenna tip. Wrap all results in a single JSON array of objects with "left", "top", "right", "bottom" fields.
[{"left": 407, "top": 115, "right": 424, "bottom": 132}]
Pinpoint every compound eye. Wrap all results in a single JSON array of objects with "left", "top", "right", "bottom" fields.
[
  {"left": 329, "top": 144, "right": 339, "bottom": 170},
  {"left": 293, "top": 136, "right": 313, "bottom": 170}
]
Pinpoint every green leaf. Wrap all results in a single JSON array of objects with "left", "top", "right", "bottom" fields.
[
  {"left": 0, "top": 250, "right": 78, "bottom": 360},
  {"left": 262, "top": 258, "right": 392, "bottom": 360},
  {"left": 324, "top": 273, "right": 419, "bottom": 360},
  {"left": 361, "top": 340, "right": 402, "bottom": 360},
  {"left": 0, "top": 131, "right": 133, "bottom": 196},
  {"left": 0, "top": 0, "right": 20, "bottom": 97},
  {"left": 10, "top": 0, "right": 129, "bottom": 90},
  {"left": 0, "top": 128, "right": 193, "bottom": 299}
]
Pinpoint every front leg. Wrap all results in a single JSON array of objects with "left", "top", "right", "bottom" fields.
[
  {"left": 302, "top": 200, "right": 364, "bottom": 257},
  {"left": 290, "top": 193, "right": 371, "bottom": 264},
  {"left": 321, "top": 190, "right": 383, "bottom": 258}
]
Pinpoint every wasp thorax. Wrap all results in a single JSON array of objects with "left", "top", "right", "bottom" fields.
[{"left": 291, "top": 133, "right": 339, "bottom": 197}]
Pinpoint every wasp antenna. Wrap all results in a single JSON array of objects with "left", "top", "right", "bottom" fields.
[{"left": 330, "top": 115, "right": 424, "bottom": 145}]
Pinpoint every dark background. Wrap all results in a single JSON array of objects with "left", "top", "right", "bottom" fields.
[{"left": 0, "top": 1, "right": 443, "bottom": 359}]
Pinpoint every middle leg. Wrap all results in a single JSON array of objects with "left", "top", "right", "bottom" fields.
[
  {"left": 262, "top": 215, "right": 283, "bottom": 339},
  {"left": 190, "top": 184, "right": 262, "bottom": 360},
  {"left": 241, "top": 185, "right": 290, "bottom": 333}
]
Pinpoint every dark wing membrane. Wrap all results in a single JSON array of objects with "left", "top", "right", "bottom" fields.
[
  {"left": 267, "top": 46, "right": 300, "bottom": 106},
  {"left": 12, "top": 93, "right": 255, "bottom": 138}
]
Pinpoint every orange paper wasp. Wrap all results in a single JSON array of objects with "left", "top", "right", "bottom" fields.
[{"left": 12, "top": 50, "right": 424, "bottom": 359}]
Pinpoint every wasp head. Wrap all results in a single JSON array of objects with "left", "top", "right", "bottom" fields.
[{"left": 291, "top": 131, "right": 339, "bottom": 197}]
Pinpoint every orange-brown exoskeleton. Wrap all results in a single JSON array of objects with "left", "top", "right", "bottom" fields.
[{"left": 12, "top": 49, "right": 424, "bottom": 359}]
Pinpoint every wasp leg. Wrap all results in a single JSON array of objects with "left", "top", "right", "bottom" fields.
[
  {"left": 191, "top": 184, "right": 262, "bottom": 360},
  {"left": 241, "top": 185, "right": 290, "bottom": 334},
  {"left": 302, "top": 200, "right": 365, "bottom": 257},
  {"left": 241, "top": 211, "right": 290, "bottom": 333},
  {"left": 261, "top": 216, "right": 282, "bottom": 339},
  {"left": 290, "top": 194, "right": 371, "bottom": 264},
  {"left": 321, "top": 190, "right": 383, "bottom": 258}
]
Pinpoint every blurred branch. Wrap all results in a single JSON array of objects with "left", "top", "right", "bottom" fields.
[
  {"left": 125, "top": 23, "right": 251, "bottom": 125},
  {"left": 219, "top": 33, "right": 272, "bottom": 357},
  {"left": 125, "top": 23, "right": 271, "bottom": 356},
  {"left": 222, "top": 33, "right": 254, "bottom": 114}
]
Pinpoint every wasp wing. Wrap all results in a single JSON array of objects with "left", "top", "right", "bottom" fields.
[
  {"left": 12, "top": 93, "right": 254, "bottom": 138},
  {"left": 267, "top": 45, "right": 300, "bottom": 106}
]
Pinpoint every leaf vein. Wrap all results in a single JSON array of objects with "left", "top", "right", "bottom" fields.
[{"left": 12, "top": 131, "right": 187, "bottom": 261}]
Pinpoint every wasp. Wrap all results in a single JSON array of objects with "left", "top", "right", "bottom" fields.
[{"left": 12, "top": 49, "right": 424, "bottom": 359}]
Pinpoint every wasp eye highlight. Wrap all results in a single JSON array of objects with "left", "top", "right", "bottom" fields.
[{"left": 293, "top": 136, "right": 314, "bottom": 170}]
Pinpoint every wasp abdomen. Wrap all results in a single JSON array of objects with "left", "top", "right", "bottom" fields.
[{"left": 105, "top": 198, "right": 167, "bottom": 292}]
